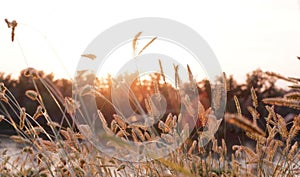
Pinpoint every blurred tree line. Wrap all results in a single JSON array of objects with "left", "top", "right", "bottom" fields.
[{"left": 0, "top": 68, "right": 298, "bottom": 136}]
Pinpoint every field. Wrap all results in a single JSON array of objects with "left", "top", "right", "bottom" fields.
[
  {"left": 0, "top": 26, "right": 299, "bottom": 177},
  {"left": 0, "top": 63, "right": 299, "bottom": 177}
]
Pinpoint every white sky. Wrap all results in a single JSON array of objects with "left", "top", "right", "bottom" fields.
[{"left": 1, "top": 0, "right": 300, "bottom": 86}]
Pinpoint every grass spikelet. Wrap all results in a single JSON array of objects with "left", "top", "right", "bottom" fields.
[
  {"left": 233, "top": 145, "right": 256, "bottom": 160},
  {"left": 265, "top": 105, "right": 277, "bottom": 125},
  {"left": 132, "top": 31, "right": 142, "bottom": 57},
  {"left": 225, "top": 113, "right": 266, "bottom": 137},
  {"left": 132, "top": 127, "right": 145, "bottom": 141},
  {"left": 144, "top": 131, "right": 151, "bottom": 140},
  {"left": 234, "top": 95, "right": 242, "bottom": 115},
  {"left": 251, "top": 87, "right": 258, "bottom": 108},
  {"left": 287, "top": 142, "right": 298, "bottom": 160},
  {"left": 265, "top": 71, "right": 298, "bottom": 83},
  {"left": 116, "top": 129, "right": 129, "bottom": 138},
  {"left": 156, "top": 158, "right": 195, "bottom": 177},
  {"left": 247, "top": 106, "right": 260, "bottom": 126},
  {"left": 40, "top": 139, "right": 57, "bottom": 152},
  {"left": 245, "top": 132, "right": 266, "bottom": 144},
  {"left": 19, "top": 107, "right": 26, "bottom": 129},
  {"left": 60, "top": 129, "right": 71, "bottom": 141},
  {"left": 263, "top": 97, "right": 300, "bottom": 110},
  {"left": 158, "top": 59, "right": 166, "bottom": 84},
  {"left": 0, "top": 82, "right": 7, "bottom": 93},
  {"left": 10, "top": 135, "right": 30, "bottom": 143},
  {"left": 288, "top": 85, "right": 300, "bottom": 90},
  {"left": 24, "top": 126, "right": 44, "bottom": 135},
  {"left": 284, "top": 91, "right": 300, "bottom": 101},
  {"left": 211, "top": 83, "right": 223, "bottom": 113},
  {"left": 144, "top": 97, "right": 152, "bottom": 115},
  {"left": 25, "top": 90, "right": 39, "bottom": 101},
  {"left": 5, "top": 19, "right": 17, "bottom": 42},
  {"left": 222, "top": 73, "right": 228, "bottom": 93},
  {"left": 222, "top": 138, "right": 227, "bottom": 156},
  {"left": 33, "top": 105, "right": 44, "bottom": 120},
  {"left": 153, "top": 80, "right": 160, "bottom": 95},
  {"left": 187, "top": 64, "right": 194, "bottom": 85},
  {"left": 198, "top": 101, "right": 208, "bottom": 127},
  {"left": 116, "top": 164, "right": 126, "bottom": 171},
  {"left": 47, "top": 121, "right": 61, "bottom": 128},
  {"left": 131, "top": 129, "right": 139, "bottom": 142},
  {"left": 138, "top": 37, "right": 157, "bottom": 55},
  {"left": 23, "top": 68, "right": 39, "bottom": 78},
  {"left": 276, "top": 114, "right": 288, "bottom": 139},
  {"left": 188, "top": 140, "right": 197, "bottom": 156},
  {"left": 81, "top": 54, "right": 96, "bottom": 60},
  {"left": 110, "top": 120, "right": 118, "bottom": 134},
  {"left": 113, "top": 114, "right": 127, "bottom": 130},
  {"left": 266, "top": 140, "right": 279, "bottom": 161},
  {"left": 173, "top": 64, "right": 180, "bottom": 88},
  {"left": 64, "top": 97, "right": 80, "bottom": 115},
  {"left": 288, "top": 115, "right": 300, "bottom": 141},
  {"left": 165, "top": 113, "right": 173, "bottom": 128},
  {"left": 158, "top": 120, "right": 170, "bottom": 133}
]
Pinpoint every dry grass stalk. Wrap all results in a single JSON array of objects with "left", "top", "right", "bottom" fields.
[
  {"left": 234, "top": 95, "right": 242, "bottom": 115},
  {"left": 81, "top": 54, "right": 96, "bottom": 60},
  {"left": 19, "top": 107, "right": 26, "bottom": 129},
  {"left": 33, "top": 105, "right": 44, "bottom": 120},
  {"left": 265, "top": 71, "right": 298, "bottom": 83},
  {"left": 64, "top": 97, "right": 80, "bottom": 115},
  {"left": 173, "top": 64, "right": 180, "bottom": 88},
  {"left": 276, "top": 114, "right": 288, "bottom": 139},
  {"left": 132, "top": 31, "right": 142, "bottom": 57},
  {"left": 187, "top": 64, "right": 194, "bottom": 85},
  {"left": 159, "top": 59, "right": 166, "bottom": 84},
  {"left": 251, "top": 87, "right": 258, "bottom": 108},
  {"left": 158, "top": 120, "right": 171, "bottom": 133},
  {"left": 132, "top": 127, "right": 145, "bottom": 141},
  {"left": 47, "top": 121, "right": 61, "bottom": 128},
  {"left": 25, "top": 90, "right": 39, "bottom": 101},
  {"left": 265, "top": 105, "right": 277, "bottom": 125},
  {"left": 112, "top": 114, "right": 127, "bottom": 130},
  {"left": 245, "top": 132, "right": 266, "bottom": 144},
  {"left": 198, "top": 102, "right": 208, "bottom": 127},
  {"left": 115, "top": 129, "right": 129, "bottom": 138},
  {"left": 263, "top": 97, "right": 300, "bottom": 110},
  {"left": 247, "top": 106, "right": 260, "bottom": 126},
  {"left": 225, "top": 113, "right": 266, "bottom": 137},
  {"left": 287, "top": 142, "right": 298, "bottom": 160},
  {"left": 10, "top": 135, "right": 30, "bottom": 143},
  {"left": 137, "top": 37, "right": 157, "bottom": 55},
  {"left": 165, "top": 113, "right": 173, "bottom": 128},
  {"left": 5, "top": 19, "right": 17, "bottom": 42},
  {"left": 288, "top": 85, "right": 300, "bottom": 90},
  {"left": 284, "top": 91, "right": 300, "bottom": 101}
]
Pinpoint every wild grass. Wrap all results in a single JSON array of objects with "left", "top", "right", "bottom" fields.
[
  {"left": 0, "top": 65, "right": 299, "bottom": 177},
  {"left": 0, "top": 31, "right": 299, "bottom": 177}
]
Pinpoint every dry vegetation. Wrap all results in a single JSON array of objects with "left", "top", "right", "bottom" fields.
[
  {"left": 0, "top": 30, "right": 299, "bottom": 177},
  {"left": 0, "top": 65, "right": 299, "bottom": 176}
]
